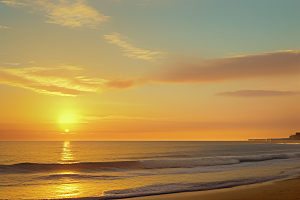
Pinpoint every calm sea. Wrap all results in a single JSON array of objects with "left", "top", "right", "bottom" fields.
[{"left": 0, "top": 141, "right": 300, "bottom": 199}]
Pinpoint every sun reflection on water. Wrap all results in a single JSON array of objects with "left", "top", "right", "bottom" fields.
[
  {"left": 61, "top": 141, "right": 74, "bottom": 163},
  {"left": 55, "top": 141, "right": 82, "bottom": 198},
  {"left": 55, "top": 177, "right": 82, "bottom": 198}
]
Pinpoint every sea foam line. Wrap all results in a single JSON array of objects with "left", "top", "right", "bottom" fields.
[
  {"left": 0, "top": 152, "right": 299, "bottom": 173},
  {"left": 99, "top": 167, "right": 300, "bottom": 200}
]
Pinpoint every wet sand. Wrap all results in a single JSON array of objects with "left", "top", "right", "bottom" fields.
[{"left": 128, "top": 177, "right": 300, "bottom": 200}]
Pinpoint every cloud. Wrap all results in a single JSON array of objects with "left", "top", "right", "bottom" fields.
[
  {"left": 1, "top": 50, "right": 298, "bottom": 96},
  {"left": 1, "top": 0, "right": 109, "bottom": 28},
  {"left": 3, "top": 62, "right": 21, "bottom": 65},
  {"left": 0, "top": 65, "right": 107, "bottom": 96},
  {"left": 0, "top": 25, "right": 10, "bottom": 29},
  {"left": 1, "top": 0, "right": 27, "bottom": 7},
  {"left": 103, "top": 77, "right": 146, "bottom": 89},
  {"left": 97, "top": 115, "right": 148, "bottom": 120},
  {"left": 60, "top": 113, "right": 160, "bottom": 123},
  {"left": 151, "top": 50, "right": 300, "bottom": 83},
  {"left": 45, "top": 0, "right": 109, "bottom": 28},
  {"left": 81, "top": 115, "right": 148, "bottom": 122},
  {"left": 216, "top": 90, "right": 300, "bottom": 97},
  {"left": 100, "top": 50, "right": 300, "bottom": 90},
  {"left": 104, "top": 32, "right": 166, "bottom": 62},
  {"left": 0, "top": 65, "right": 145, "bottom": 96}
]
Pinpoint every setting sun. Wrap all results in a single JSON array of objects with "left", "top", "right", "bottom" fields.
[{"left": 0, "top": 0, "right": 299, "bottom": 200}]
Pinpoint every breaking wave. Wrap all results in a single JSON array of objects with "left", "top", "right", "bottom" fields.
[
  {"left": 37, "top": 173, "right": 124, "bottom": 180},
  {"left": 102, "top": 176, "right": 281, "bottom": 199},
  {"left": 100, "top": 166, "right": 300, "bottom": 200},
  {"left": 1, "top": 152, "right": 299, "bottom": 174}
]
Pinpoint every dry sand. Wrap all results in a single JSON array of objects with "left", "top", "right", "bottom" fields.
[{"left": 128, "top": 178, "right": 300, "bottom": 200}]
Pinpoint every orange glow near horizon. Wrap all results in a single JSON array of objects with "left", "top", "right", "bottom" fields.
[{"left": 0, "top": 0, "right": 299, "bottom": 141}]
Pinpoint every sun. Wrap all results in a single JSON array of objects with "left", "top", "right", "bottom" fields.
[
  {"left": 65, "top": 129, "right": 70, "bottom": 133},
  {"left": 59, "top": 114, "right": 78, "bottom": 123}
]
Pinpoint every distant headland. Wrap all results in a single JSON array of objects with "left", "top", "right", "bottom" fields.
[{"left": 249, "top": 132, "right": 300, "bottom": 141}]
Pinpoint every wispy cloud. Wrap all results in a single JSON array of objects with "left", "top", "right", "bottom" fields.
[
  {"left": 45, "top": 0, "right": 109, "bottom": 28},
  {"left": 0, "top": 65, "right": 106, "bottom": 96},
  {"left": 103, "top": 77, "right": 146, "bottom": 89},
  {"left": 104, "top": 32, "right": 166, "bottom": 62},
  {"left": 1, "top": 0, "right": 27, "bottom": 7},
  {"left": 98, "top": 115, "right": 148, "bottom": 121},
  {"left": 0, "top": 65, "right": 145, "bottom": 96},
  {"left": 1, "top": 0, "right": 109, "bottom": 28},
  {"left": 1, "top": 50, "right": 298, "bottom": 96},
  {"left": 80, "top": 114, "right": 149, "bottom": 122},
  {"left": 60, "top": 113, "right": 161, "bottom": 123},
  {"left": 151, "top": 50, "right": 300, "bottom": 83},
  {"left": 216, "top": 90, "right": 300, "bottom": 97},
  {"left": 0, "top": 25, "right": 10, "bottom": 29},
  {"left": 102, "top": 50, "right": 300, "bottom": 90},
  {"left": 3, "top": 62, "right": 21, "bottom": 65}
]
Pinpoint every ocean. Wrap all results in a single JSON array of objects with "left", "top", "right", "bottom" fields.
[{"left": 0, "top": 141, "right": 300, "bottom": 199}]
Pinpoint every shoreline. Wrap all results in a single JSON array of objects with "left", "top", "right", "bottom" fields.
[{"left": 125, "top": 177, "right": 300, "bottom": 200}]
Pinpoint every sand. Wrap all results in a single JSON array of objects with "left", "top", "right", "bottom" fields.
[{"left": 128, "top": 178, "right": 300, "bottom": 200}]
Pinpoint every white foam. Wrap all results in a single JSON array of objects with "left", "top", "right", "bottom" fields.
[
  {"left": 138, "top": 152, "right": 300, "bottom": 169},
  {"left": 140, "top": 157, "right": 240, "bottom": 168},
  {"left": 102, "top": 174, "right": 290, "bottom": 199}
]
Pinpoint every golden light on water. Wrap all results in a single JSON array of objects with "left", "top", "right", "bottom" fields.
[
  {"left": 55, "top": 179, "right": 82, "bottom": 198},
  {"left": 63, "top": 141, "right": 70, "bottom": 148},
  {"left": 1, "top": 0, "right": 299, "bottom": 198},
  {"left": 55, "top": 142, "right": 82, "bottom": 198},
  {"left": 61, "top": 141, "right": 74, "bottom": 163}
]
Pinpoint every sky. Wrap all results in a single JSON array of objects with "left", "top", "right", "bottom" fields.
[{"left": 0, "top": 0, "right": 299, "bottom": 141}]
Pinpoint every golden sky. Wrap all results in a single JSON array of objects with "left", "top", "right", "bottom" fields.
[{"left": 0, "top": 0, "right": 299, "bottom": 141}]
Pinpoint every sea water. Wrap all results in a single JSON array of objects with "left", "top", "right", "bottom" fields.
[{"left": 0, "top": 141, "right": 300, "bottom": 199}]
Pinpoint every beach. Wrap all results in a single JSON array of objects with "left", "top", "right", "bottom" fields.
[
  {"left": 1, "top": 141, "right": 300, "bottom": 199},
  {"left": 129, "top": 177, "right": 300, "bottom": 200},
  {"left": 2, "top": 0, "right": 300, "bottom": 199}
]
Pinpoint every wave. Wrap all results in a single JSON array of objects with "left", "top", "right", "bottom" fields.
[
  {"left": 100, "top": 167, "right": 300, "bottom": 200},
  {"left": 139, "top": 152, "right": 300, "bottom": 169},
  {"left": 0, "top": 161, "right": 140, "bottom": 174},
  {"left": 98, "top": 166, "right": 300, "bottom": 200},
  {"left": 37, "top": 173, "right": 123, "bottom": 180},
  {"left": 45, "top": 171, "right": 298, "bottom": 200},
  {"left": 102, "top": 176, "right": 289, "bottom": 200},
  {"left": 1, "top": 152, "right": 299, "bottom": 174}
]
